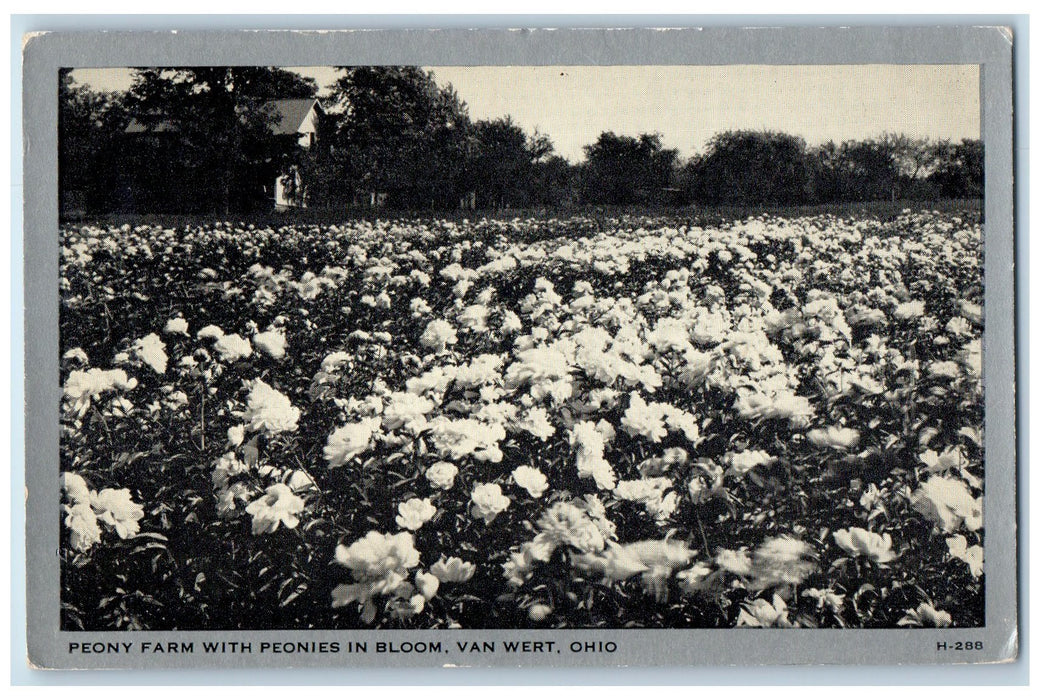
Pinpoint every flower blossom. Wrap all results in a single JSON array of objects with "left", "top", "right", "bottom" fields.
[
  {"left": 238, "top": 380, "right": 300, "bottom": 435},
  {"left": 734, "top": 389, "right": 814, "bottom": 426},
  {"left": 91, "top": 488, "right": 145, "bottom": 539},
  {"left": 425, "top": 461, "right": 458, "bottom": 490},
  {"left": 806, "top": 425, "right": 860, "bottom": 450},
  {"left": 61, "top": 471, "right": 91, "bottom": 505},
  {"left": 737, "top": 594, "right": 795, "bottom": 628},
  {"left": 382, "top": 392, "right": 435, "bottom": 434},
  {"left": 833, "top": 527, "right": 898, "bottom": 564},
  {"left": 196, "top": 324, "right": 224, "bottom": 341},
  {"left": 898, "top": 603, "right": 952, "bottom": 627},
  {"left": 64, "top": 502, "right": 102, "bottom": 552},
  {"left": 244, "top": 483, "right": 306, "bottom": 535},
  {"left": 414, "top": 571, "right": 439, "bottom": 599},
  {"left": 430, "top": 556, "right": 476, "bottom": 583},
  {"left": 946, "top": 535, "right": 984, "bottom": 578},
  {"left": 725, "top": 449, "right": 777, "bottom": 478},
  {"left": 332, "top": 531, "right": 421, "bottom": 624},
  {"left": 428, "top": 417, "right": 505, "bottom": 462},
  {"left": 613, "top": 477, "right": 679, "bottom": 524},
  {"left": 132, "top": 333, "right": 168, "bottom": 374},
  {"left": 470, "top": 482, "right": 511, "bottom": 524},
  {"left": 893, "top": 300, "right": 926, "bottom": 321},
  {"left": 253, "top": 329, "right": 287, "bottom": 359},
  {"left": 912, "top": 475, "right": 982, "bottom": 532},
  {"left": 419, "top": 319, "right": 458, "bottom": 353},
  {"left": 324, "top": 417, "right": 381, "bottom": 467},
  {"left": 395, "top": 498, "right": 437, "bottom": 531},
  {"left": 512, "top": 466, "right": 549, "bottom": 498},
  {"left": 570, "top": 421, "right": 616, "bottom": 490},
  {"left": 63, "top": 367, "right": 137, "bottom": 416},
  {"left": 621, "top": 393, "right": 669, "bottom": 442},
  {"left": 748, "top": 536, "right": 817, "bottom": 589},
  {"left": 164, "top": 317, "right": 189, "bottom": 336},
  {"left": 213, "top": 333, "right": 253, "bottom": 362}
]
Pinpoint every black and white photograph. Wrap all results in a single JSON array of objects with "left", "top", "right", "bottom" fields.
[
  {"left": 55, "top": 60, "right": 988, "bottom": 632},
  {"left": 21, "top": 25, "right": 1018, "bottom": 670}
]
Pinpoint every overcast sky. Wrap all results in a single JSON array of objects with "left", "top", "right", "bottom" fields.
[{"left": 70, "top": 64, "right": 980, "bottom": 162}]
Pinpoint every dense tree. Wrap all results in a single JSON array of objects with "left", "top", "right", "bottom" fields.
[
  {"left": 325, "top": 66, "right": 472, "bottom": 208},
  {"left": 59, "top": 64, "right": 985, "bottom": 216},
  {"left": 580, "top": 132, "right": 678, "bottom": 205},
  {"left": 929, "top": 139, "right": 984, "bottom": 199},
  {"left": 688, "top": 131, "right": 812, "bottom": 206},
  {"left": 467, "top": 117, "right": 531, "bottom": 208},
  {"left": 460, "top": 119, "right": 576, "bottom": 209},
  {"left": 59, "top": 70, "right": 130, "bottom": 214},
  {"left": 837, "top": 139, "right": 899, "bottom": 202},
  {"left": 124, "top": 67, "right": 318, "bottom": 213}
]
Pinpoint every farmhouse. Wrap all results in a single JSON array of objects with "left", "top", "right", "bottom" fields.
[
  {"left": 266, "top": 98, "right": 323, "bottom": 209},
  {"left": 123, "top": 97, "right": 324, "bottom": 211}
]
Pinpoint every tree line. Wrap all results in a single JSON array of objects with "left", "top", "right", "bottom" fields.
[{"left": 60, "top": 66, "right": 983, "bottom": 216}]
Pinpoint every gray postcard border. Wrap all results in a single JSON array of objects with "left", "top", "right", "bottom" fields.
[{"left": 22, "top": 25, "right": 1017, "bottom": 671}]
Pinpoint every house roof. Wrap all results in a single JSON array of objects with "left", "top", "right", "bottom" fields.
[
  {"left": 265, "top": 98, "right": 322, "bottom": 135},
  {"left": 125, "top": 98, "right": 323, "bottom": 135},
  {"left": 125, "top": 117, "right": 176, "bottom": 134}
]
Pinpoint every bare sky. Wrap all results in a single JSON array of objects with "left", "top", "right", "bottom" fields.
[{"left": 70, "top": 64, "right": 980, "bottom": 162}]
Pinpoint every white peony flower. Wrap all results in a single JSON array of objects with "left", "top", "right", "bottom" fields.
[
  {"left": 213, "top": 333, "right": 253, "bottom": 362},
  {"left": 430, "top": 555, "right": 476, "bottom": 583},
  {"left": 893, "top": 300, "right": 926, "bottom": 321},
  {"left": 131, "top": 333, "right": 168, "bottom": 374},
  {"left": 569, "top": 420, "right": 616, "bottom": 490},
  {"left": 725, "top": 449, "right": 777, "bottom": 477},
  {"left": 621, "top": 393, "right": 668, "bottom": 442},
  {"left": 414, "top": 570, "right": 440, "bottom": 599},
  {"left": 395, "top": 498, "right": 437, "bottom": 531},
  {"left": 420, "top": 319, "right": 458, "bottom": 353},
  {"left": 61, "top": 472, "right": 91, "bottom": 505},
  {"left": 470, "top": 482, "right": 511, "bottom": 524},
  {"left": 806, "top": 426, "right": 860, "bottom": 450},
  {"left": 164, "top": 317, "right": 189, "bottom": 336},
  {"left": 833, "top": 527, "right": 898, "bottom": 564},
  {"left": 457, "top": 304, "right": 490, "bottom": 332},
  {"left": 64, "top": 502, "right": 102, "bottom": 552},
  {"left": 324, "top": 417, "right": 381, "bottom": 467},
  {"left": 912, "top": 475, "right": 982, "bottom": 532},
  {"left": 425, "top": 461, "right": 458, "bottom": 490},
  {"left": 253, "top": 329, "right": 287, "bottom": 359},
  {"left": 946, "top": 535, "right": 984, "bottom": 578},
  {"left": 382, "top": 391, "right": 435, "bottom": 434},
  {"left": 244, "top": 483, "right": 306, "bottom": 535},
  {"left": 196, "top": 324, "right": 225, "bottom": 341},
  {"left": 511, "top": 466, "right": 549, "bottom": 498},
  {"left": 90, "top": 488, "right": 145, "bottom": 539},
  {"left": 63, "top": 367, "right": 137, "bottom": 416},
  {"left": 238, "top": 380, "right": 300, "bottom": 435}
]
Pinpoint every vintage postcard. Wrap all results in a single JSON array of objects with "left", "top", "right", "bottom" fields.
[{"left": 23, "top": 26, "right": 1017, "bottom": 669}]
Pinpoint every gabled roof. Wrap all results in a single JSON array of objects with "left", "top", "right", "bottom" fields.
[
  {"left": 265, "top": 98, "right": 323, "bottom": 135},
  {"left": 125, "top": 98, "right": 323, "bottom": 135},
  {"left": 125, "top": 117, "right": 176, "bottom": 134}
]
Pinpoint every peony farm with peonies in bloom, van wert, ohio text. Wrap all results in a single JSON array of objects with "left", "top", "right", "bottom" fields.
[{"left": 59, "top": 207, "right": 984, "bottom": 630}]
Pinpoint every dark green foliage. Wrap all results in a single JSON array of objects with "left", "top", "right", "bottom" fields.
[
  {"left": 579, "top": 132, "right": 678, "bottom": 206},
  {"left": 118, "top": 67, "right": 318, "bottom": 214},
  {"left": 322, "top": 66, "right": 472, "bottom": 209},
  {"left": 60, "top": 66, "right": 984, "bottom": 215},
  {"left": 928, "top": 139, "right": 984, "bottom": 199},
  {"left": 686, "top": 130, "right": 813, "bottom": 206},
  {"left": 58, "top": 69, "right": 132, "bottom": 215}
]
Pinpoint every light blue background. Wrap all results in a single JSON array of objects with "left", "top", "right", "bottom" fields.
[{"left": 10, "top": 13, "right": 1030, "bottom": 686}]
